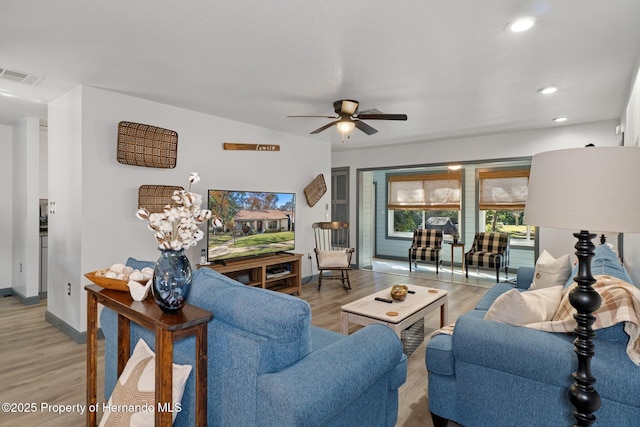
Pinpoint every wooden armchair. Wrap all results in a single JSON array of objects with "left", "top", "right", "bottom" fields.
[
  {"left": 464, "top": 232, "right": 510, "bottom": 282},
  {"left": 408, "top": 229, "right": 444, "bottom": 273},
  {"left": 313, "top": 221, "right": 355, "bottom": 290}
]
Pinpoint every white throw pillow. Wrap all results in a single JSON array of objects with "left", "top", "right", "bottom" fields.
[
  {"left": 529, "top": 250, "right": 572, "bottom": 290},
  {"left": 317, "top": 250, "right": 350, "bottom": 268},
  {"left": 99, "top": 338, "right": 192, "bottom": 427},
  {"left": 484, "top": 285, "right": 564, "bottom": 326}
]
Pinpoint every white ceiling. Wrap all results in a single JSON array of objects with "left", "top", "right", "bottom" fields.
[{"left": 2, "top": 1, "right": 640, "bottom": 151}]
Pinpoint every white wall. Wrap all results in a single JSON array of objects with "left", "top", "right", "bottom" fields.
[
  {"left": 11, "top": 117, "right": 40, "bottom": 300},
  {"left": 333, "top": 120, "right": 621, "bottom": 270},
  {"left": 39, "top": 124, "right": 48, "bottom": 199},
  {"left": 48, "top": 86, "right": 83, "bottom": 332},
  {"left": 622, "top": 58, "right": 640, "bottom": 284},
  {"left": 47, "top": 85, "right": 331, "bottom": 337},
  {"left": 333, "top": 121, "right": 619, "bottom": 170},
  {"left": 0, "top": 124, "right": 13, "bottom": 290}
]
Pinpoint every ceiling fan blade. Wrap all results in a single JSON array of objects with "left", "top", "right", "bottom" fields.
[
  {"left": 310, "top": 121, "right": 339, "bottom": 134},
  {"left": 355, "top": 120, "right": 378, "bottom": 135},
  {"left": 287, "top": 115, "right": 338, "bottom": 119},
  {"left": 355, "top": 113, "right": 408, "bottom": 121}
]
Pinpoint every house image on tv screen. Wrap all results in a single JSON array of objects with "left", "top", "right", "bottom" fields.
[
  {"left": 207, "top": 190, "right": 296, "bottom": 262},
  {"left": 234, "top": 209, "right": 293, "bottom": 235}
]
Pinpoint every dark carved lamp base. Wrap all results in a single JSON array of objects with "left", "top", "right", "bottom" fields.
[{"left": 569, "top": 230, "right": 601, "bottom": 426}]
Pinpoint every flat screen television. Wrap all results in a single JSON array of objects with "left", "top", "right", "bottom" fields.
[{"left": 207, "top": 189, "right": 295, "bottom": 262}]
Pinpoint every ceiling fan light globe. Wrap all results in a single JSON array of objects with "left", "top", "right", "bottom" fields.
[{"left": 337, "top": 121, "right": 355, "bottom": 133}]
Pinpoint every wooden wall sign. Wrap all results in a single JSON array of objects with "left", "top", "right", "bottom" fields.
[{"left": 223, "top": 143, "right": 280, "bottom": 151}]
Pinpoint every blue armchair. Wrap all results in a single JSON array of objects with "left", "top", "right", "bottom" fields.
[{"left": 100, "top": 263, "right": 407, "bottom": 426}]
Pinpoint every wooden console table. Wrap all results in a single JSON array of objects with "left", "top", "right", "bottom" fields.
[{"left": 86, "top": 284, "right": 213, "bottom": 427}]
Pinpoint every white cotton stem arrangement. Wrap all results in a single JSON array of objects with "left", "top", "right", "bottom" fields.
[{"left": 136, "top": 172, "right": 213, "bottom": 250}]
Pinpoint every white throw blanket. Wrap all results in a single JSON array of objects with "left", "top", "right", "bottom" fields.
[
  {"left": 432, "top": 275, "right": 640, "bottom": 365},
  {"left": 526, "top": 275, "right": 640, "bottom": 365}
]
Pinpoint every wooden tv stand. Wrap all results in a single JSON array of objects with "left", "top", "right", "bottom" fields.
[{"left": 200, "top": 252, "right": 303, "bottom": 296}]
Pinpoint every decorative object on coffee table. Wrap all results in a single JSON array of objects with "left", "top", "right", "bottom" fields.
[
  {"left": 390, "top": 285, "right": 408, "bottom": 301},
  {"left": 524, "top": 146, "right": 640, "bottom": 426},
  {"left": 117, "top": 121, "right": 178, "bottom": 168},
  {"left": 136, "top": 172, "right": 212, "bottom": 313}
]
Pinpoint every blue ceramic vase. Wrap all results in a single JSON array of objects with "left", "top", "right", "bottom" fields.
[{"left": 152, "top": 249, "right": 192, "bottom": 313}]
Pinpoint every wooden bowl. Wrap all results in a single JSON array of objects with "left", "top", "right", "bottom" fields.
[{"left": 84, "top": 271, "right": 148, "bottom": 292}]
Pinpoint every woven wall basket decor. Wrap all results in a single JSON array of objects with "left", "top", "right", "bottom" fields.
[
  {"left": 138, "top": 185, "right": 183, "bottom": 213},
  {"left": 304, "top": 174, "right": 327, "bottom": 207},
  {"left": 117, "top": 121, "right": 178, "bottom": 168}
]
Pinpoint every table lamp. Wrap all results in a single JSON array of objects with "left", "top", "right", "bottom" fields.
[{"left": 524, "top": 146, "right": 640, "bottom": 426}]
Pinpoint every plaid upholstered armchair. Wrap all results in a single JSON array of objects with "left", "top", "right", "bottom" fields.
[
  {"left": 464, "top": 232, "right": 510, "bottom": 282},
  {"left": 408, "top": 229, "right": 443, "bottom": 273}
]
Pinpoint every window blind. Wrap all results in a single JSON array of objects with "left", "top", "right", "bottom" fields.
[
  {"left": 388, "top": 172, "right": 461, "bottom": 210},
  {"left": 478, "top": 169, "right": 530, "bottom": 210}
]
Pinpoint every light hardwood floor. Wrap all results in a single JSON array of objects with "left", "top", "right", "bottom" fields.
[
  {"left": 308, "top": 267, "right": 489, "bottom": 427},
  {"left": 0, "top": 294, "right": 104, "bottom": 426},
  {"left": 0, "top": 265, "right": 492, "bottom": 426}
]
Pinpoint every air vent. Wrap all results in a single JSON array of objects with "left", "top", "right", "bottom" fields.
[{"left": 0, "top": 67, "right": 45, "bottom": 86}]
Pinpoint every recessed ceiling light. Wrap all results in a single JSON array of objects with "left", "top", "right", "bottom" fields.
[
  {"left": 553, "top": 117, "right": 568, "bottom": 122},
  {"left": 538, "top": 86, "right": 559, "bottom": 95},
  {"left": 509, "top": 17, "right": 535, "bottom": 33}
]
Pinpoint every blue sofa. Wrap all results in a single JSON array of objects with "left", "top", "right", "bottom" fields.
[
  {"left": 101, "top": 263, "right": 407, "bottom": 426},
  {"left": 426, "top": 244, "right": 640, "bottom": 427}
]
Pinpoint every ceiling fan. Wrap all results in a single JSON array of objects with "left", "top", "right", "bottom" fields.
[{"left": 287, "top": 99, "right": 408, "bottom": 135}]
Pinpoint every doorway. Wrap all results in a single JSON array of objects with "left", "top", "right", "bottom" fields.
[
  {"left": 356, "top": 170, "right": 375, "bottom": 269},
  {"left": 331, "top": 167, "right": 349, "bottom": 223}
]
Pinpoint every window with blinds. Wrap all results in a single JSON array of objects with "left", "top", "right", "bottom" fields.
[
  {"left": 388, "top": 172, "right": 461, "bottom": 210},
  {"left": 478, "top": 169, "right": 530, "bottom": 210}
]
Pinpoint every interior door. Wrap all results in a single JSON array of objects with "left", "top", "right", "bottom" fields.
[
  {"left": 331, "top": 167, "right": 349, "bottom": 245},
  {"left": 331, "top": 168, "right": 349, "bottom": 223}
]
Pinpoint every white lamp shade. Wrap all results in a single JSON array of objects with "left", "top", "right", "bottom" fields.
[{"left": 524, "top": 146, "right": 640, "bottom": 233}]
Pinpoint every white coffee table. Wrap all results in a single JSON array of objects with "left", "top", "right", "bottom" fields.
[{"left": 340, "top": 286, "right": 448, "bottom": 338}]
